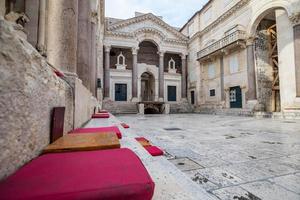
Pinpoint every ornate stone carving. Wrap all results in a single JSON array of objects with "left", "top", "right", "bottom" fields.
[
  {"left": 107, "top": 13, "right": 187, "bottom": 40},
  {"left": 168, "top": 58, "right": 177, "bottom": 73},
  {"left": 115, "top": 52, "right": 127, "bottom": 70},
  {"left": 289, "top": 12, "right": 300, "bottom": 26}
]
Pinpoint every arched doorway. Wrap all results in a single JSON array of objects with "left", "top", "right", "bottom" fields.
[
  {"left": 253, "top": 9, "right": 281, "bottom": 112},
  {"left": 141, "top": 72, "right": 155, "bottom": 101}
]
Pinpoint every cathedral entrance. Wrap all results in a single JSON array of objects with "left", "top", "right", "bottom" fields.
[{"left": 141, "top": 72, "right": 155, "bottom": 101}]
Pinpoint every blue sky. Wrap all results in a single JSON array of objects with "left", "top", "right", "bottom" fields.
[{"left": 105, "top": 0, "right": 209, "bottom": 28}]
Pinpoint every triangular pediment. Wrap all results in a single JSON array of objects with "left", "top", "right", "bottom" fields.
[{"left": 107, "top": 13, "right": 188, "bottom": 41}]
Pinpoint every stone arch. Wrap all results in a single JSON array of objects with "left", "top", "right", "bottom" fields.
[
  {"left": 134, "top": 27, "right": 165, "bottom": 51},
  {"left": 247, "top": 1, "right": 292, "bottom": 38}
]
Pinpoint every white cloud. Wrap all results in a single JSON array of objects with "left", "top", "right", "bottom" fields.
[{"left": 105, "top": 0, "right": 208, "bottom": 27}]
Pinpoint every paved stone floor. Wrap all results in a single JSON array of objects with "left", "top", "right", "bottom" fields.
[{"left": 118, "top": 114, "right": 300, "bottom": 200}]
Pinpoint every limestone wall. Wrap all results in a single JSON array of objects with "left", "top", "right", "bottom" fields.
[
  {"left": 0, "top": 18, "right": 97, "bottom": 180},
  {"left": 74, "top": 79, "right": 98, "bottom": 128},
  {"left": 0, "top": 18, "right": 73, "bottom": 179}
]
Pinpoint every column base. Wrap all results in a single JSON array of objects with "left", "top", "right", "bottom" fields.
[
  {"left": 158, "top": 97, "right": 164, "bottom": 102},
  {"left": 131, "top": 97, "right": 139, "bottom": 102}
]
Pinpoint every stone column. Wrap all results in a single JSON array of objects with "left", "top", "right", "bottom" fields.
[
  {"left": 246, "top": 39, "right": 257, "bottom": 100},
  {"left": 25, "top": 0, "right": 39, "bottom": 48},
  {"left": 132, "top": 47, "right": 138, "bottom": 101},
  {"left": 37, "top": 0, "right": 46, "bottom": 54},
  {"left": 158, "top": 51, "right": 165, "bottom": 101},
  {"left": 181, "top": 54, "right": 187, "bottom": 99},
  {"left": 104, "top": 45, "right": 111, "bottom": 98},
  {"left": 77, "top": 0, "right": 91, "bottom": 90},
  {"left": 220, "top": 55, "right": 225, "bottom": 101},
  {"left": 293, "top": 22, "right": 300, "bottom": 96},
  {"left": 47, "top": 0, "right": 78, "bottom": 76}
]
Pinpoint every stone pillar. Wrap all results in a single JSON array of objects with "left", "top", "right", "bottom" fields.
[
  {"left": 158, "top": 51, "right": 165, "bottom": 101},
  {"left": 77, "top": 0, "right": 91, "bottom": 90},
  {"left": 246, "top": 39, "right": 257, "bottom": 100},
  {"left": 90, "top": 22, "right": 97, "bottom": 96},
  {"left": 37, "top": 0, "right": 46, "bottom": 55},
  {"left": 181, "top": 54, "right": 187, "bottom": 99},
  {"left": 47, "top": 0, "right": 78, "bottom": 76},
  {"left": 132, "top": 47, "right": 138, "bottom": 101},
  {"left": 25, "top": 0, "right": 39, "bottom": 47},
  {"left": 104, "top": 45, "right": 111, "bottom": 98},
  {"left": 294, "top": 23, "right": 300, "bottom": 96},
  {"left": 220, "top": 55, "right": 225, "bottom": 101}
]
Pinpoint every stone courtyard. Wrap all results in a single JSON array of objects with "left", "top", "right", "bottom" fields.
[{"left": 118, "top": 114, "right": 300, "bottom": 200}]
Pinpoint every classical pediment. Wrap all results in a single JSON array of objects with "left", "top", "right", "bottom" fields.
[{"left": 106, "top": 13, "right": 188, "bottom": 42}]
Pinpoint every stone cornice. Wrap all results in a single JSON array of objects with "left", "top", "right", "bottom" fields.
[
  {"left": 105, "top": 28, "right": 188, "bottom": 46},
  {"left": 107, "top": 13, "right": 188, "bottom": 40},
  {"left": 189, "top": 0, "right": 250, "bottom": 43}
]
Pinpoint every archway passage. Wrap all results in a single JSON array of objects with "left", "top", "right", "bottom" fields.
[
  {"left": 144, "top": 107, "right": 160, "bottom": 114},
  {"left": 138, "top": 41, "right": 159, "bottom": 66},
  {"left": 141, "top": 72, "right": 155, "bottom": 101},
  {"left": 254, "top": 10, "right": 280, "bottom": 112}
]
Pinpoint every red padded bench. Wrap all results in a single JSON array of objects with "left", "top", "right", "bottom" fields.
[
  {"left": 144, "top": 146, "right": 164, "bottom": 156},
  {"left": 92, "top": 113, "right": 110, "bottom": 118},
  {"left": 70, "top": 126, "right": 122, "bottom": 139},
  {"left": 0, "top": 148, "right": 155, "bottom": 200},
  {"left": 121, "top": 123, "right": 130, "bottom": 128}
]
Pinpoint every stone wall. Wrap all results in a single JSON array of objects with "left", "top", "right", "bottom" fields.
[
  {"left": 74, "top": 78, "right": 98, "bottom": 128},
  {"left": 0, "top": 18, "right": 97, "bottom": 180}
]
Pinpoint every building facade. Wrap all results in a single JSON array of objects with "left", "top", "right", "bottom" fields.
[
  {"left": 182, "top": 0, "right": 300, "bottom": 113},
  {"left": 102, "top": 13, "right": 190, "bottom": 113}
]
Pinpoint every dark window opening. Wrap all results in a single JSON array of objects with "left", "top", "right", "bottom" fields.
[
  {"left": 191, "top": 91, "right": 195, "bottom": 105},
  {"left": 210, "top": 89, "right": 215, "bottom": 97},
  {"left": 168, "top": 86, "right": 177, "bottom": 101},
  {"left": 115, "top": 84, "right": 127, "bottom": 101}
]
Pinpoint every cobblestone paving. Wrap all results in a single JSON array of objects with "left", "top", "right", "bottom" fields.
[{"left": 118, "top": 114, "right": 300, "bottom": 200}]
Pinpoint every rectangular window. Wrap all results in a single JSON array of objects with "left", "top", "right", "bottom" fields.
[
  {"left": 191, "top": 91, "right": 195, "bottom": 105},
  {"left": 208, "top": 63, "right": 215, "bottom": 79},
  {"left": 168, "top": 86, "right": 177, "bottom": 101},
  {"left": 115, "top": 84, "right": 127, "bottom": 101},
  {"left": 210, "top": 89, "right": 215, "bottom": 97},
  {"left": 229, "top": 54, "right": 239, "bottom": 74}
]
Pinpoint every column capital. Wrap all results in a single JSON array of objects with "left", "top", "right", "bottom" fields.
[
  {"left": 132, "top": 47, "right": 139, "bottom": 55},
  {"left": 104, "top": 45, "right": 111, "bottom": 52},
  {"left": 289, "top": 12, "right": 300, "bottom": 26},
  {"left": 157, "top": 51, "right": 165, "bottom": 57},
  {"left": 180, "top": 53, "right": 187, "bottom": 60},
  {"left": 246, "top": 37, "right": 255, "bottom": 46}
]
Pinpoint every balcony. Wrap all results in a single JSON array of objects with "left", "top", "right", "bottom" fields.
[{"left": 197, "top": 30, "right": 246, "bottom": 60}]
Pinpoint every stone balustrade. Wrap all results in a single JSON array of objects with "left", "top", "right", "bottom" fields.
[{"left": 197, "top": 30, "right": 246, "bottom": 59}]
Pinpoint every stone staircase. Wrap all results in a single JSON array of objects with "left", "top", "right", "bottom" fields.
[
  {"left": 170, "top": 101, "right": 194, "bottom": 113},
  {"left": 102, "top": 100, "right": 138, "bottom": 114}
]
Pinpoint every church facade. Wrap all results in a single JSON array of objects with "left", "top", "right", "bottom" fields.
[{"left": 102, "top": 13, "right": 189, "bottom": 113}]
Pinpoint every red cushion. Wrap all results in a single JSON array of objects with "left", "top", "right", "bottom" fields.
[
  {"left": 121, "top": 123, "right": 130, "bottom": 128},
  {"left": 135, "top": 137, "right": 149, "bottom": 143},
  {"left": 144, "top": 146, "right": 164, "bottom": 156},
  {"left": 0, "top": 149, "right": 155, "bottom": 200},
  {"left": 70, "top": 126, "right": 122, "bottom": 139},
  {"left": 92, "top": 113, "right": 110, "bottom": 118}
]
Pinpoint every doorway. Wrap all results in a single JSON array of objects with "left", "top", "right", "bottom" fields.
[
  {"left": 115, "top": 84, "right": 127, "bottom": 101},
  {"left": 141, "top": 72, "right": 155, "bottom": 101},
  {"left": 230, "top": 86, "right": 242, "bottom": 108}
]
